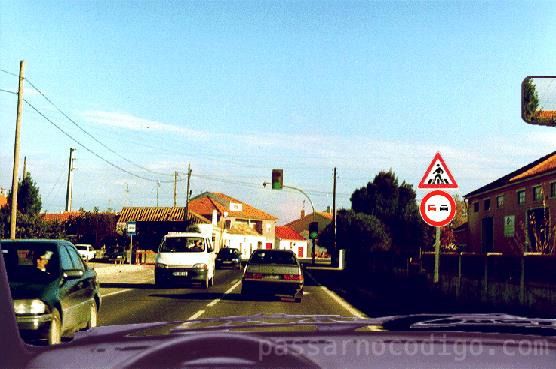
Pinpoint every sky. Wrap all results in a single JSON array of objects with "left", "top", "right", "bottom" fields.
[{"left": 1, "top": 1, "right": 556, "bottom": 224}]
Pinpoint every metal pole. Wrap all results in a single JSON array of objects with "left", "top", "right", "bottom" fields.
[
  {"left": 332, "top": 167, "right": 337, "bottom": 265},
  {"left": 434, "top": 226, "right": 441, "bottom": 283},
  {"left": 129, "top": 234, "right": 133, "bottom": 265},
  {"left": 185, "top": 163, "right": 191, "bottom": 220},
  {"left": 10, "top": 60, "right": 25, "bottom": 239},
  {"left": 173, "top": 171, "right": 177, "bottom": 207}
]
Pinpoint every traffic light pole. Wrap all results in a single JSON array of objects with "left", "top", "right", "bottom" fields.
[{"left": 264, "top": 182, "right": 317, "bottom": 264}]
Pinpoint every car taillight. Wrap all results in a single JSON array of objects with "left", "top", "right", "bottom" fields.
[
  {"left": 244, "top": 272, "right": 263, "bottom": 279},
  {"left": 282, "top": 274, "right": 303, "bottom": 281}
]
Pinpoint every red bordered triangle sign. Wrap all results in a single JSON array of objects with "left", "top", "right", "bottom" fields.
[{"left": 418, "top": 152, "right": 458, "bottom": 189}]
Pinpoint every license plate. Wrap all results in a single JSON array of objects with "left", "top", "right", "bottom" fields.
[
  {"left": 173, "top": 271, "right": 188, "bottom": 277},
  {"left": 263, "top": 275, "right": 280, "bottom": 280}
]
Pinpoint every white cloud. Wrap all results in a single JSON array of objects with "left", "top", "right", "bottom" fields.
[{"left": 82, "top": 111, "right": 209, "bottom": 139}]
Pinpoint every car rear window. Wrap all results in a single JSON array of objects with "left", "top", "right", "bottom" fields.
[
  {"left": 249, "top": 251, "right": 297, "bottom": 265},
  {"left": 159, "top": 237, "right": 205, "bottom": 253},
  {"left": 1, "top": 241, "right": 60, "bottom": 282},
  {"left": 218, "top": 248, "right": 239, "bottom": 256}
]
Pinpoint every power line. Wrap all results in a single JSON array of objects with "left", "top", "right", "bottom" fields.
[{"left": 23, "top": 99, "right": 173, "bottom": 184}]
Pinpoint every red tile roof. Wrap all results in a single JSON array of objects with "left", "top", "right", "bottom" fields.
[
  {"left": 538, "top": 110, "right": 556, "bottom": 120},
  {"left": 275, "top": 226, "right": 305, "bottom": 241},
  {"left": 188, "top": 196, "right": 226, "bottom": 217},
  {"left": 42, "top": 211, "right": 83, "bottom": 223},
  {"left": 190, "top": 192, "right": 277, "bottom": 221},
  {"left": 466, "top": 151, "right": 556, "bottom": 198},
  {"left": 0, "top": 195, "right": 7, "bottom": 208},
  {"left": 118, "top": 207, "right": 209, "bottom": 224}
]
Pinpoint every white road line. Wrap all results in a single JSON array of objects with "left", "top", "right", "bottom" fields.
[
  {"left": 305, "top": 270, "right": 366, "bottom": 319},
  {"left": 102, "top": 289, "right": 132, "bottom": 298},
  {"left": 224, "top": 280, "right": 242, "bottom": 295},
  {"left": 187, "top": 309, "right": 205, "bottom": 320},
  {"left": 319, "top": 285, "right": 367, "bottom": 319},
  {"left": 207, "top": 298, "right": 221, "bottom": 307}
]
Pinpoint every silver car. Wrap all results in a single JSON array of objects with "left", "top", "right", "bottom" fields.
[{"left": 241, "top": 249, "right": 303, "bottom": 302}]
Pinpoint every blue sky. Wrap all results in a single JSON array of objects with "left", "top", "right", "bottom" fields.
[{"left": 1, "top": 1, "right": 556, "bottom": 223}]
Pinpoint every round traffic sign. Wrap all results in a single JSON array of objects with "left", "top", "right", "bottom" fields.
[{"left": 419, "top": 190, "right": 456, "bottom": 227}]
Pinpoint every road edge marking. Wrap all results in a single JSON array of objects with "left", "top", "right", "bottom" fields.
[
  {"left": 305, "top": 270, "right": 366, "bottom": 319},
  {"left": 187, "top": 309, "right": 205, "bottom": 321},
  {"left": 102, "top": 289, "right": 132, "bottom": 298}
]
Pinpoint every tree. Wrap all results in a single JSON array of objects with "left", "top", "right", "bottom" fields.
[
  {"left": 319, "top": 209, "right": 391, "bottom": 270},
  {"left": 7, "top": 173, "right": 42, "bottom": 216},
  {"left": 350, "top": 170, "right": 427, "bottom": 254},
  {"left": 522, "top": 77, "right": 540, "bottom": 121},
  {"left": 65, "top": 212, "right": 119, "bottom": 248}
]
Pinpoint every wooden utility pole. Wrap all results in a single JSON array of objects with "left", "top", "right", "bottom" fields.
[
  {"left": 173, "top": 171, "right": 178, "bottom": 207},
  {"left": 185, "top": 164, "right": 192, "bottom": 220},
  {"left": 22, "top": 156, "right": 27, "bottom": 180},
  {"left": 10, "top": 60, "right": 25, "bottom": 240},
  {"left": 65, "top": 148, "right": 76, "bottom": 212},
  {"left": 332, "top": 167, "right": 337, "bottom": 264}
]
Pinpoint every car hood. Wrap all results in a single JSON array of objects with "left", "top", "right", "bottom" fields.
[
  {"left": 69, "top": 313, "right": 556, "bottom": 342},
  {"left": 9, "top": 280, "right": 57, "bottom": 300}
]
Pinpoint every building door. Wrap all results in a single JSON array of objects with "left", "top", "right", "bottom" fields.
[
  {"left": 297, "top": 247, "right": 304, "bottom": 258},
  {"left": 265, "top": 243, "right": 272, "bottom": 250},
  {"left": 527, "top": 207, "right": 549, "bottom": 252},
  {"left": 481, "top": 217, "right": 493, "bottom": 253}
]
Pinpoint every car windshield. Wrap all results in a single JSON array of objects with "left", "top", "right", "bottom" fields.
[
  {"left": 1, "top": 242, "right": 60, "bottom": 283},
  {"left": 3, "top": 2, "right": 556, "bottom": 364},
  {"left": 249, "top": 251, "right": 297, "bottom": 265},
  {"left": 159, "top": 237, "right": 205, "bottom": 253}
]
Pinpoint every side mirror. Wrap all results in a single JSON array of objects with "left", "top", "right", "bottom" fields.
[
  {"left": 522, "top": 76, "right": 556, "bottom": 126},
  {"left": 62, "top": 270, "right": 83, "bottom": 280}
]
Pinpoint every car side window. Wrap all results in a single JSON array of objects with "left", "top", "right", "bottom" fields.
[
  {"left": 59, "top": 246, "right": 74, "bottom": 271},
  {"left": 65, "top": 245, "right": 86, "bottom": 271}
]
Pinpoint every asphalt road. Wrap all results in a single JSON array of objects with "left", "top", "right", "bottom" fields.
[{"left": 98, "top": 267, "right": 364, "bottom": 327}]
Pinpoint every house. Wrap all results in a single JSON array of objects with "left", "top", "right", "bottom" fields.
[
  {"left": 285, "top": 209, "right": 333, "bottom": 257},
  {"left": 42, "top": 211, "right": 83, "bottom": 223},
  {"left": 286, "top": 209, "right": 333, "bottom": 240},
  {"left": 117, "top": 207, "right": 212, "bottom": 251},
  {"left": 275, "top": 226, "right": 308, "bottom": 258},
  {"left": 465, "top": 150, "right": 556, "bottom": 254},
  {"left": 188, "top": 192, "right": 277, "bottom": 260}
]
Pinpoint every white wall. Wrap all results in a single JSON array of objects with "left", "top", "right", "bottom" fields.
[
  {"left": 223, "top": 233, "right": 266, "bottom": 260},
  {"left": 277, "top": 239, "right": 307, "bottom": 258}
]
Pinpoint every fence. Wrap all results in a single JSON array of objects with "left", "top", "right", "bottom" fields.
[{"left": 418, "top": 252, "right": 556, "bottom": 316}]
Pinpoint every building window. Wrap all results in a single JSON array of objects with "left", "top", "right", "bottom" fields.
[
  {"left": 517, "top": 190, "right": 526, "bottom": 205},
  {"left": 551, "top": 182, "right": 556, "bottom": 198},
  {"left": 496, "top": 195, "right": 504, "bottom": 208},
  {"left": 533, "top": 186, "right": 543, "bottom": 202},
  {"left": 473, "top": 202, "right": 479, "bottom": 212},
  {"left": 484, "top": 199, "right": 491, "bottom": 211}
]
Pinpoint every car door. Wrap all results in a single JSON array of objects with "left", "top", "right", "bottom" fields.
[
  {"left": 65, "top": 244, "right": 94, "bottom": 329},
  {"left": 58, "top": 245, "right": 82, "bottom": 332}
]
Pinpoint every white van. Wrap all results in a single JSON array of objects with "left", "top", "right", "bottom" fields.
[{"left": 155, "top": 232, "right": 216, "bottom": 288}]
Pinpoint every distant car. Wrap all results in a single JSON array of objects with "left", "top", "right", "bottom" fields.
[
  {"left": 215, "top": 247, "right": 242, "bottom": 269},
  {"left": 75, "top": 244, "right": 96, "bottom": 261},
  {"left": 241, "top": 249, "right": 304, "bottom": 302},
  {"left": 1, "top": 239, "right": 101, "bottom": 345}
]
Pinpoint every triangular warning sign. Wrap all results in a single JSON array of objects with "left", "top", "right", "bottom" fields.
[{"left": 418, "top": 152, "right": 458, "bottom": 189}]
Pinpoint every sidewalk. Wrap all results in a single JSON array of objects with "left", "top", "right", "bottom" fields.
[{"left": 89, "top": 262, "right": 153, "bottom": 284}]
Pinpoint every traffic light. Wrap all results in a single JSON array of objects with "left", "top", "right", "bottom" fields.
[
  {"left": 309, "top": 221, "right": 318, "bottom": 240},
  {"left": 271, "top": 169, "right": 283, "bottom": 190}
]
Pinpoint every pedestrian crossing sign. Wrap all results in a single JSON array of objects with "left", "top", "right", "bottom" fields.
[{"left": 418, "top": 152, "right": 458, "bottom": 189}]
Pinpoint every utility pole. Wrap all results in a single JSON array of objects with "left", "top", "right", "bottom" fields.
[
  {"left": 173, "top": 171, "right": 177, "bottom": 207},
  {"left": 124, "top": 183, "right": 130, "bottom": 207},
  {"left": 22, "top": 156, "right": 27, "bottom": 180},
  {"left": 65, "top": 148, "right": 76, "bottom": 212},
  {"left": 185, "top": 163, "right": 192, "bottom": 221},
  {"left": 156, "top": 180, "right": 160, "bottom": 207},
  {"left": 10, "top": 60, "right": 25, "bottom": 240},
  {"left": 332, "top": 167, "right": 337, "bottom": 265},
  {"left": 434, "top": 226, "right": 441, "bottom": 283}
]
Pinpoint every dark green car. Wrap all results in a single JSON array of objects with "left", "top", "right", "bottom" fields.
[{"left": 1, "top": 239, "right": 101, "bottom": 345}]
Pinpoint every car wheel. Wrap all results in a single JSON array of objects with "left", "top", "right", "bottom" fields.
[
  {"left": 48, "top": 309, "right": 62, "bottom": 345},
  {"left": 86, "top": 301, "right": 98, "bottom": 329}
]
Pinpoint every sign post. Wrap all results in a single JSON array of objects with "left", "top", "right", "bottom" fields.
[
  {"left": 127, "top": 222, "right": 136, "bottom": 265},
  {"left": 418, "top": 152, "right": 458, "bottom": 284}
]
